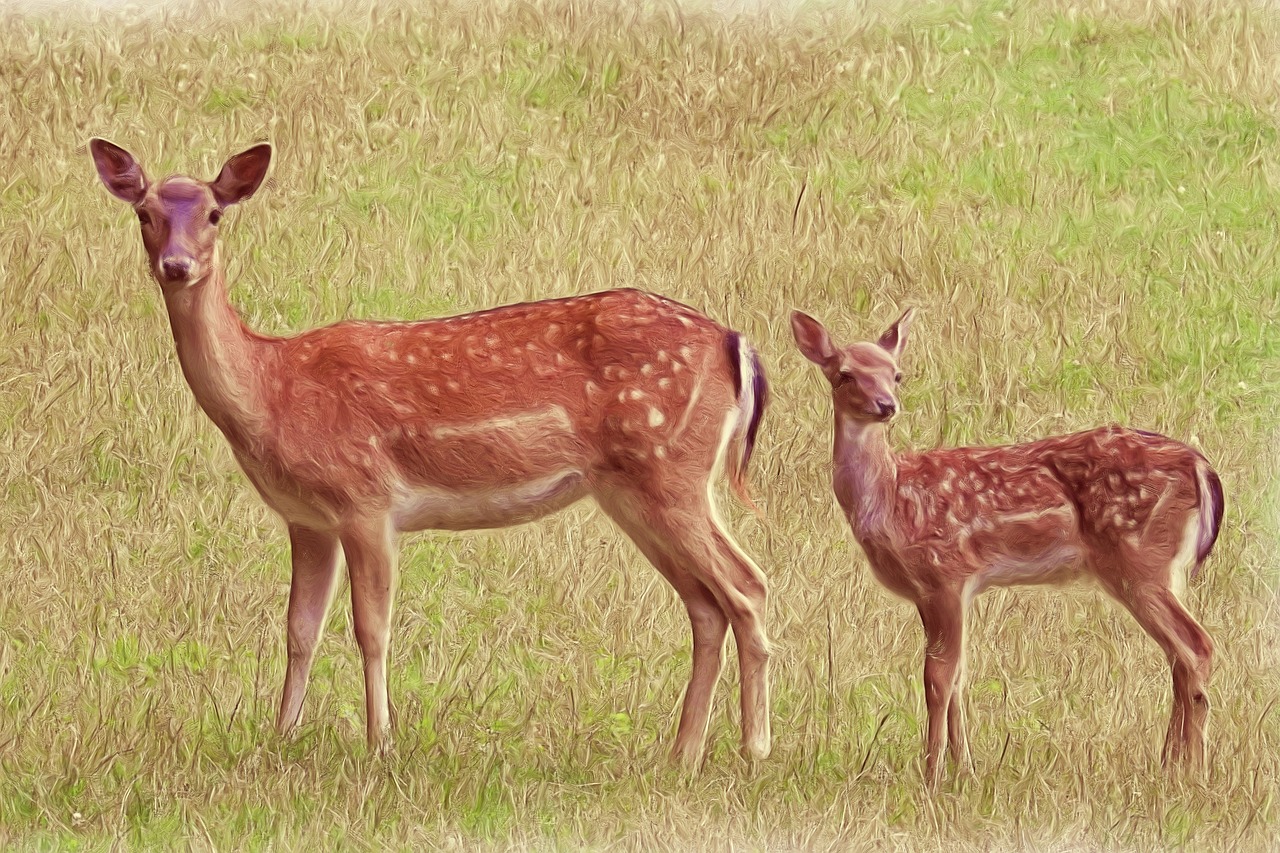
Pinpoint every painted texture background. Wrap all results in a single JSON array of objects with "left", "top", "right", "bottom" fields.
[{"left": 1, "top": 0, "right": 1278, "bottom": 848}]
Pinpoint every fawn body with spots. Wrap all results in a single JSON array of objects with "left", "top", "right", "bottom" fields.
[
  {"left": 791, "top": 308, "right": 1222, "bottom": 788},
  {"left": 89, "top": 139, "right": 772, "bottom": 767}
]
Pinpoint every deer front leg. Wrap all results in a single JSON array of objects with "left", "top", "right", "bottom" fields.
[
  {"left": 946, "top": 597, "right": 974, "bottom": 776},
  {"left": 918, "top": 592, "right": 964, "bottom": 790},
  {"left": 947, "top": 685, "right": 972, "bottom": 774},
  {"left": 277, "top": 525, "right": 342, "bottom": 735},
  {"left": 341, "top": 516, "right": 398, "bottom": 752}
]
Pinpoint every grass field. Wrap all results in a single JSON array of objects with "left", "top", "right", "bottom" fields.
[{"left": 1, "top": 0, "right": 1278, "bottom": 848}]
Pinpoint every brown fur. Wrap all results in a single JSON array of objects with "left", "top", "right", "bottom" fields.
[
  {"left": 792, "top": 307, "right": 1222, "bottom": 789},
  {"left": 90, "top": 138, "right": 772, "bottom": 768}
]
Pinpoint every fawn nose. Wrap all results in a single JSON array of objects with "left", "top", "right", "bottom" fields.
[
  {"left": 875, "top": 399, "right": 897, "bottom": 420},
  {"left": 161, "top": 257, "right": 192, "bottom": 282}
]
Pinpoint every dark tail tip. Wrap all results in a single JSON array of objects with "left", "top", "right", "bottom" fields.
[{"left": 725, "top": 331, "right": 744, "bottom": 397}]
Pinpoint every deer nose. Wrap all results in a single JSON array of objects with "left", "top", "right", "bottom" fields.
[
  {"left": 161, "top": 257, "right": 192, "bottom": 282},
  {"left": 876, "top": 399, "right": 897, "bottom": 419}
]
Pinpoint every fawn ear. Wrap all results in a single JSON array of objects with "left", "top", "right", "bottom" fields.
[
  {"left": 877, "top": 308, "right": 915, "bottom": 360},
  {"left": 791, "top": 310, "right": 838, "bottom": 370},
  {"left": 89, "top": 138, "right": 147, "bottom": 204},
  {"left": 211, "top": 143, "right": 272, "bottom": 206}
]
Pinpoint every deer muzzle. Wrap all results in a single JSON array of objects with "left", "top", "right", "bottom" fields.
[{"left": 159, "top": 255, "right": 197, "bottom": 285}]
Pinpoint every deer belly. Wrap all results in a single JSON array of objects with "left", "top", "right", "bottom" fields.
[
  {"left": 970, "top": 543, "right": 1085, "bottom": 595},
  {"left": 966, "top": 506, "right": 1086, "bottom": 594},
  {"left": 389, "top": 470, "right": 587, "bottom": 532}
]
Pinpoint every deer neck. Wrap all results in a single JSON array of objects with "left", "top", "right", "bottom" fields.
[
  {"left": 832, "top": 413, "right": 899, "bottom": 538},
  {"left": 161, "top": 263, "right": 274, "bottom": 448}
]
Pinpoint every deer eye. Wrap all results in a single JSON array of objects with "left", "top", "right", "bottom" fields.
[
  {"left": 209, "top": 209, "right": 223, "bottom": 225},
  {"left": 137, "top": 210, "right": 152, "bottom": 227},
  {"left": 895, "top": 372, "right": 904, "bottom": 384}
]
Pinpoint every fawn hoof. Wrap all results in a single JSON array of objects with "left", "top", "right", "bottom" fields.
[{"left": 923, "top": 761, "right": 945, "bottom": 793}]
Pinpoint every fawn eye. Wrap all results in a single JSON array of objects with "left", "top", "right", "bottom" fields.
[
  {"left": 895, "top": 372, "right": 903, "bottom": 384},
  {"left": 137, "top": 210, "right": 152, "bottom": 227},
  {"left": 209, "top": 209, "right": 223, "bottom": 225}
]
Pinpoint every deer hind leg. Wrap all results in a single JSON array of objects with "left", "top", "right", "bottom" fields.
[
  {"left": 705, "top": 518, "right": 772, "bottom": 761},
  {"left": 340, "top": 515, "right": 398, "bottom": 752},
  {"left": 595, "top": 495, "right": 729, "bottom": 769},
  {"left": 597, "top": 488, "right": 771, "bottom": 763},
  {"left": 917, "top": 590, "right": 965, "bottom": 790},
  {"left": 1162, "top": 597, "right": 1213, "bottom": 769},
  {"left": 1099, "top": 571, "right": 1213, "bottom": 771},
  {"left": 277, "top": 525, "right": 343, "bottom": 735}
]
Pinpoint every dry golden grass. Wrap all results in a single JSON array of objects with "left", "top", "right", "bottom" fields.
[{"left": 0, "top": 0, "right": 1277, "bottom": 848}]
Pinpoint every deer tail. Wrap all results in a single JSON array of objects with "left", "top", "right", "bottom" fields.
[
  {"left": 723, "top": 330, "right": 769, "bottom": 515},
  {"left": 1192, "top": 456, "right": 1224, "bottom": 576}
]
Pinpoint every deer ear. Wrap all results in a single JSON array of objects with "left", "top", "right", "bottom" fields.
[
  {"left": 211, "top": 143, "right": 272, "bottom": 206},
  {"left": 89, "top": 138, "right": 147, "bottom": 204},
  {"left": 791, "top": 310, "right": 838, "bottom": 370},
  {"left": 877, "top": 308, "right": 915, "bottom": 360}
]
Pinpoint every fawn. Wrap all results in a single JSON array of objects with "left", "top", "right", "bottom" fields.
[
  {"left": 89, "top": 138, "right": 773, "bottom": 767},
  {"left": 792, "top": 308, "right": 1222, "bottom": 787}
]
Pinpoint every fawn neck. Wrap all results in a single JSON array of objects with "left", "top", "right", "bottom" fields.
[
  {"left": 832, "top": 411, "right": 899, "bottom": 536},
  {"left": 161, "top": 256, "right": 274, "bottom": 445}
]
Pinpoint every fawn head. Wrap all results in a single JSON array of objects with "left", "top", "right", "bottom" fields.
[
  {"left": 791, "top": 308, "right": 915, "bottom": 422},
  {"left": 89, "top": 139, "right": 272, "bottom": 290}
]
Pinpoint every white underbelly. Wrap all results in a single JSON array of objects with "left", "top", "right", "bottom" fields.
[
  {"left": 390, "top": 470, "right": 588, "bottom": 532},
  {"left": 967, "top": 543, "right": 1086, "bottom": 600}
]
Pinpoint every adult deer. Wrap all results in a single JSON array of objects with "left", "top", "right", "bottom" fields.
[
  {"left": 89, "top": 138, "right": 773, "bottom": 767},
  {"left": 791, "top": 308, "right": 1222, "bottom": 788}
]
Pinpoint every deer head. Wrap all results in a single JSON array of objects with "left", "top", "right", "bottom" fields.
[
  {"left": 89, "top": 139, "right": 272, "bottom": 290},
  {"left": 791, "top": 308, "right": 914, "bottom": 423}
]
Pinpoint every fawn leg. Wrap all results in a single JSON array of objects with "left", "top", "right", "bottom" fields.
[{"left": 918, "top": 591, "right": 964, "bottom": 790}]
